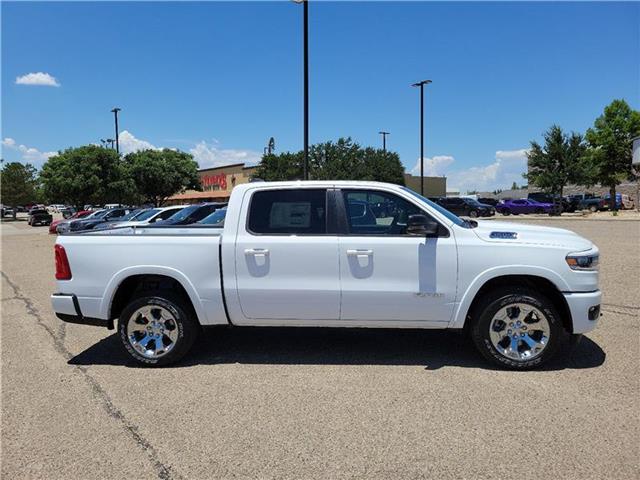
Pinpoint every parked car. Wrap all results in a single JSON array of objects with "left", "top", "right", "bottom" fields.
[
  {"left": 478, "top": 197, "right": 499, "bottom": 207},
  {"left": 28, "top": 208, "right": 53, "bottom": 226},
  {"left": 496, "top": 199, "right": 553, "bottom": 215},
  {"left": 57, "top": 209, "right": 106, "bottom": 234},
  {"left": 437, "top": 197, "right": 495, "bottom": 217},
  {"left": 51, "top": 181, "right": 601, "bottom": 370},
  {"left": 197, "top": 207, "right": 227, "bottom": 226},
  {"left": 50, "top": 210, "right": 93, "bottom": 234},
  {"left": 1, "top": 206, "right": 15, "bottom": 217},
  {"left": 604, "top": 193, "right": 635, "bottom": 210},
  {"left": 156, "top": 203, "right": 226, "bottom": 226},
  {"left": 93, "top": 206, "right": 187, "bottom": 230},
  {"left": 574, "top": 196, "right": 607, "bottom": 213},
  {"left": 527, "top": 192, "right": 575, "bottom": 213},
  {"left": 69, "top": 208, "right": 133, "bottom": 232}
]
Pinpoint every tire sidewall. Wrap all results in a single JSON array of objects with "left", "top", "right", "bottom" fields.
[
  {"left": 118, "top": 294, "right": 196, "bottom": 367},
  {"left": 471, "top": 289, "right": 563, "bottom": 369}
]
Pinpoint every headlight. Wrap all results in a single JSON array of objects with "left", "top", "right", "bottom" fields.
[{"left": 566, "top": 253, "right": 599, "bottom": 271}]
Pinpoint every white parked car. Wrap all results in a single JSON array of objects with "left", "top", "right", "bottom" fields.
[{"left": 51, "top": 181, "right": 601, "bottom": 369}]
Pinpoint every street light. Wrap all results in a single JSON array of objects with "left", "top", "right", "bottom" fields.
[
  {"left": 292, "top": 0, "right": 309, "bottom": 180},
  {"left": 111, "top": 107, "right": 121, "bottom": 155},
  {"left": 411, "top": 79, "right": 432, "bottom": 195},
  {"left": 378, "top": 131, "right": 390, "bottom": 152}
]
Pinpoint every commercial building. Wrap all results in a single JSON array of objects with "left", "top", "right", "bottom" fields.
[
  {"left": 166, "top": 163, "right": 257, "bottom": 204},
  {"left": 167, "top": 164, "right": 447, "bottom": 204}
]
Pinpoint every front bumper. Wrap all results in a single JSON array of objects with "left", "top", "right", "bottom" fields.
[
  {"left": 51, "top": 293, "right": 113, "bottom": 329},
  {"left": 563, "top": 290, "right": 602, "bottom": 334}
]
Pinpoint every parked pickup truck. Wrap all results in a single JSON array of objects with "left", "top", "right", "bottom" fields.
[{"left": 51, "top": 181, "right": 602, "bottom": 369}]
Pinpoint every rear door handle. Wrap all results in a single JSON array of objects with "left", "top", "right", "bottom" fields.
[
  {"left": 245, "top": 248, "right": 269, "bottom": 257},
  {"left": 346, "top": 249, "right": 373, "bottom": 257}
]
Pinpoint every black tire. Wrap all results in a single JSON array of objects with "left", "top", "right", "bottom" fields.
[
  {"left": 469, "top": 287, "right": 564, "bottom": 369},
  {"left": 469, "top": 210, "right": 479, "bottom": 218},
  {"left": 502, "top": 209, "right": 511, "bottom": 216},
  {"left": 589, "top": 205, "right": 597, "bottom": 213},
  {"left": 118, "top": 292, "right": 200, "bottom": 367}
]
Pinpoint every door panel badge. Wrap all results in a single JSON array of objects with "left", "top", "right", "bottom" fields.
[{"left": 490, "top": 231, "right": 518, "bottom": 239}]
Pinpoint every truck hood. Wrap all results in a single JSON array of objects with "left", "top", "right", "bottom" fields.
[{"left": 472, "top": 220, "right": 593, "bottom": 251}]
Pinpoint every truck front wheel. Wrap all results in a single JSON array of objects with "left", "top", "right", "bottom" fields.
[
  {"left": 118, "top": 292, "right": 199, "bottom": 367},
  {"left": 470, "top": 287, "right": 563, "bottom": 369}
]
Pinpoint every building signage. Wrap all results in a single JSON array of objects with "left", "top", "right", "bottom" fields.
[{"left": 202, "top": 173, "right": 227, "bottom": 190}]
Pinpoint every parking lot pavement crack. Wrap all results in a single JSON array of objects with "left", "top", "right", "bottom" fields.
[{"left": 1, "top": 271, "right": 184, "bottom": 480}]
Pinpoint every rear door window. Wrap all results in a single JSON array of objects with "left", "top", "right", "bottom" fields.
[{"left": 248, "top": 189, "right": 327, "bottom": 235}]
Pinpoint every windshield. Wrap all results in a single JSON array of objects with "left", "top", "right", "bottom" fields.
[
  {"left": 465, "top": 198, "right": 483, "bottom": 206},
  {"left": 90, "top": 210, "right": 109, "bottom": 219},
  {"left": 118, "top": 209, "right": 144, "bottom": 221},
  {"left": 165, "top": 204, "right": 200, "bottom": 223},
  {"left": 400, "top": 187, "right": 470, "bottom": 228},
  {"left": 198, "top": 208, "right": 227, "bottom": 225},
  {"left": 133, "top": 208, "right": 160, "bottom": 221}
]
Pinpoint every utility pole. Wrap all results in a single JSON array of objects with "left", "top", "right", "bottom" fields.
[
  {"left": 111, "top": 107, "right": 121, "bottom": 155},
  {"left": 292, "top": 0, "right": 309, "bottom": 180},
  {"left": 378, "top": 131, "right": 390, "bottom": 152},
  {"left": 411, "top": 79, "right": 432, "bottom": 195}
]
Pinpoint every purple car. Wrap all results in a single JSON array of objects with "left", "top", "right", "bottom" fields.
[{"left": 496, "top": 199, "right": 553, "bottom": 215}]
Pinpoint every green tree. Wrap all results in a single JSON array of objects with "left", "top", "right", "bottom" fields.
[
  {"left": 524, "top": 125, "right": 587, "bottom": 203},
  {"left": 254, "top": 151, "right": 304, "bottom": 181},
  {"left": 255, "top": 137, "right": 405, "bottom": 185},
  {"left": 0, "top": 162, "right": 38, "bottom": 218},
  {"left": 40, "top": 145, "right": 132, "bottom": 209},
  {"left": 511, "top": 182, "right": 518, "bottom": 190},
  {"left": 123, "top": 149, "right": 201, "bottom": 206},
  {"left": 584, "top": 99, "right": 640, "bottom": 210}
]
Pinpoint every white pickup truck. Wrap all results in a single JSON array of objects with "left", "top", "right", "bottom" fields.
[{"left": 52, "top": 181, "right": 601, "bottom": 369}]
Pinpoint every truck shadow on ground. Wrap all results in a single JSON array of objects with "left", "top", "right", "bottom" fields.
[{"left": 68, "top": 326, "right": 605, "bottom": 371}]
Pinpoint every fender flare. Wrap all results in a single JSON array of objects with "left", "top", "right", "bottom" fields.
[
  {"left": 449, "top": 265, "right": 571, "bottom": 329},
  {"left": 99, "top": 265, "right": 207, "bottom": 323}
]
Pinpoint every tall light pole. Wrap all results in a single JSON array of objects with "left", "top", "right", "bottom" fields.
[
  {"left": 378, "top": 131, "right": 390, "bottom": 152},
  {"left": 293, "top": 0, "right": 309, "bottom": 180},
  {"left": 411, "top": 79, "right": 431, "bottom": 195},
  {"left": 111, "top": 107, "right": 121, "bottom": 155}
]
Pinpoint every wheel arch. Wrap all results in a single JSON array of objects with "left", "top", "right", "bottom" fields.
[
  {"left": 452, "top": 271, "right": 573, "bottom": 333},
  {"left": 102, "top": 267, "right": 205, "bottom": 325}
]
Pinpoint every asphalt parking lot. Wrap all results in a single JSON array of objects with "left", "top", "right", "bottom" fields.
[{"left": 1, "top": 215, "right": 638, "bottom": 479}]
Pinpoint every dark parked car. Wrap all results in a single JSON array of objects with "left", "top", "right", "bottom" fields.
[
  {"left": 527, "top": 192, "right": 576, "bottom": 213},
  {"left": 28, "top": 208, "right": 53, "bottom": 226},
  {"left": 496, "top": 199, "right": 553, "bottom": 215},
  {"left": 197, "top": 207, "right": 227, "bottom": 226},
  {"left": 436, "top": 197, "right": 495, "bottom": 217},
  {"left": 478, "top": 197, "right": 499, "bottom": 207},
  {"left": 69, "top": 208, "right": 132, "bottom": 232},
  {"left": 157, "top": 203, "right": 226, "bottom": 226}
]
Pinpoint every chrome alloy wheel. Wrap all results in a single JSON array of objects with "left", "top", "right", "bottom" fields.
[
  {"left": 126, "top": 305, "right": 179, "bottom": 359},
  {"left": 488, "top": 303, "right": 551, "bottom": 361}
]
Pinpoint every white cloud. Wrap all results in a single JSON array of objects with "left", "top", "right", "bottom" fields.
[
  {"left": 1, "top": 137, "right": 56, "bottom": 166},
  {"left": 411, "top": 155, "right": 455, "bottom": 176},
  {"left": 15, "top": 72, "right": 60, "bottom": 87},
  {"left": 189, "top": 140, "right": 262, "bottom": 169},
  {"left": 118, "top": 130, "right": 158, "bottom": 155},
  {"left": 410, "top": 149, "right": 529, "bottom": 193}
]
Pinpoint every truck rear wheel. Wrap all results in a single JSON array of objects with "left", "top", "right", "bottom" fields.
[
  {"left": 118, "top": 292, "right": 199, "bottom": 367},
  {"left": 470, "top": 287, "right": 563, "bottom": 369}
]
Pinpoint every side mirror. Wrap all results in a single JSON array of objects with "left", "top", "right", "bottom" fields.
[{"left": 407, "top": 214, "right": 439, "bottom": 236}]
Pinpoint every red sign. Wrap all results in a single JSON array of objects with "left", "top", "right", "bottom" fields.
[{"left": 202, "top": 173, "right": 227, "bottom": 190}]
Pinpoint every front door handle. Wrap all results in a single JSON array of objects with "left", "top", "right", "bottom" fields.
[
  {"left": 245, "top": 248, "right": 269, "bottom": 257},
  {"left": 346, "top": 249, "right": 373, "bottom": 257}
]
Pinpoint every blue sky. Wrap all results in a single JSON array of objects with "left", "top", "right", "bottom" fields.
[{"left": 2, "top": 1, "right": 639, "bottom": 192}]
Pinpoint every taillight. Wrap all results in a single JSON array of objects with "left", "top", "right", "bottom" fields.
[{"left": 54, "top": 244, "right": 72, "bottom": 280}]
